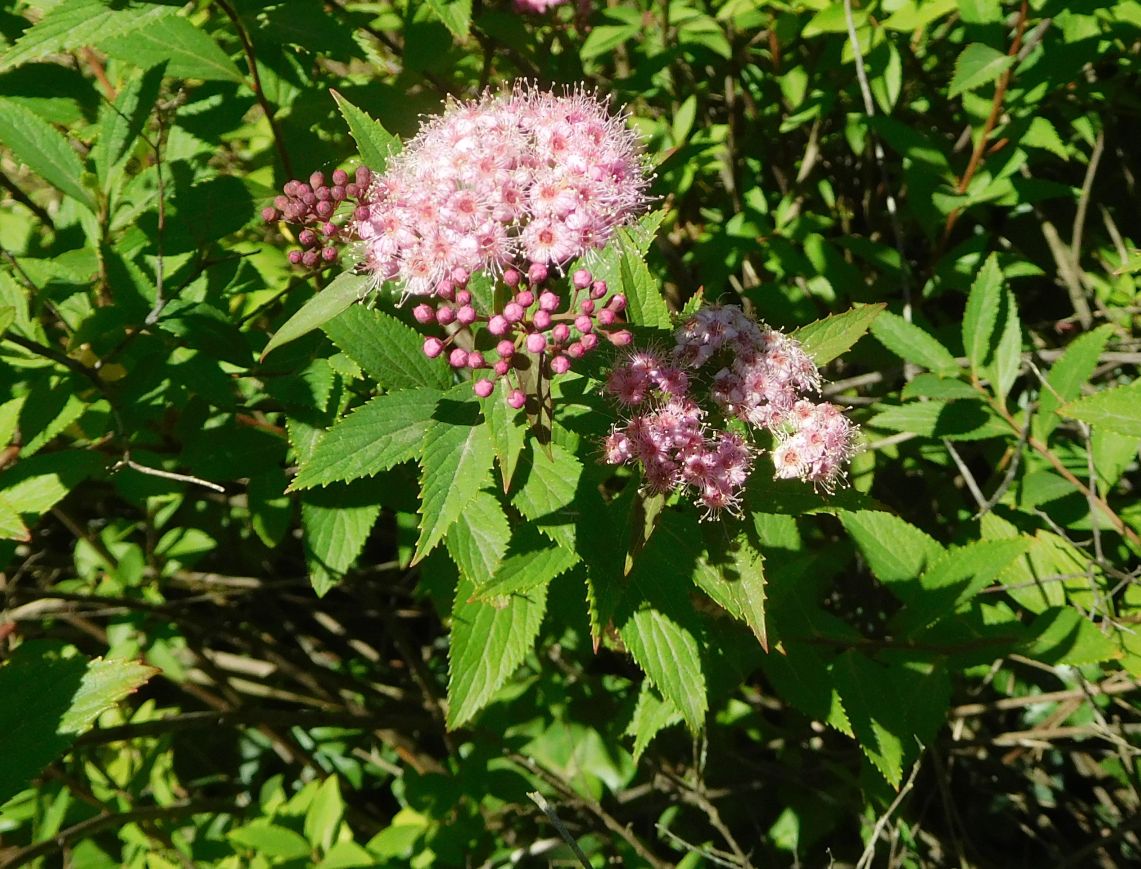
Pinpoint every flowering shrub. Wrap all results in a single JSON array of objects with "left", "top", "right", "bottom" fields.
[{"left": 1, "top": 1, "right": 1139, "bottom": 867}]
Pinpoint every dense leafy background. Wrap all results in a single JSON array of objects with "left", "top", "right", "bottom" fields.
[{"left": 1, "top": 0, "right": 1139, "bottom": 866}]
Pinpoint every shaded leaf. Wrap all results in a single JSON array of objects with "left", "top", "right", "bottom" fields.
[
  {"left": 262, "top": 271, "right": 372, "bottom": 359},
  {"left": 330, "top": 89, "right": 400, "bottom": 172},
  {"left": 871, "top": 311, "right": 959, "bottom": 375},
  {"left": 949, "top": 43, "right": 1014, "bottom": 98}
]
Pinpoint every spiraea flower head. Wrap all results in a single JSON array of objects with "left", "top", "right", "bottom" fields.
[{"left": 354, "top": 82, "right": 649, "bottom": 298}]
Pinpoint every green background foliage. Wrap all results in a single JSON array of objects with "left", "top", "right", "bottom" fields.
[{"left": 1, "top": 0, "right": 1139, "bottom": 866}]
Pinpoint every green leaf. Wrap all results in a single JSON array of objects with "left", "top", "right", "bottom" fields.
[
  {"left": 981, "top": 288, "right": 1022, "bottom": 401},
  {"left": 323, "top": 305, "right": 450, "bottom": 391},
  {"left": 580, "top": 24, "right": 640, "bottom": 60},
  {"left": 831, "top": 652, "right": 905, "bottom": 788},
  {"left": 229, "top": 820, "right": 313, "bottom": 860},
  {"left": 425, "top": 0, "right": 473, "bottom": 39},
  {"left": 625, "top": 683, "right": 682, "bottom": 761},
  {"left": 0, "top": 645, "right": 157, "bottom": 804},
  {"left": 414, "top": 391, "right": 496, "bottom": 562},
  {"left": 0, "top": 97, "right": 94, "bottom": 211},
  {"left": 868, "top": 400, "right": 1008, "bottom": 440},
  {"left": 304, "top": 776, "right": 344, "bottom": 853},
  {"left": 962, "top": 253, "right": 1004, "bottom": 375},
  {"left": 262, "top": 271, "right": 373, "bottom": 360},
  {"left": 291, "top": 388, "right": 442, "bottom": 490},
  {"left": 792, "top": 303, "right": 884, "bottom": 366},
  {"left": 446, "top": 491, "right": 511, "bottom": 584},
  {"left": 482, "top": 385, "right": 527, "bottom": 492},
  {"left": 1033, "top": 325, "right": 1114, "bottom": 442},
  {"left": 901, "top": 374, "right": 978, "bottom": 401},
  {"left": 870, "top": 311, "right": 960, "bottom": 375},
  {"left": 100, "top": 16, "right": 243, "bottom": 82},
  {"left": 1058, "top": 380, "right": 1141, "bottom": 439},
  {"left": 1022, "top": 116, "right": 1069, "bottom": 161},
  {"left": 511, "top": 439, "right": 583, "bottom": 550},
  {"left": 949, "top": 43, "right": 1014, "bottom": 98},
  {"left": 0, "top": 0, "right": 173, "bottom": 72},
  {"left": 474, "top": 528, "right": 580, "bottom": 598},
  {"left": 0, "top": 494, "right": 29, "bottom": 542},
  {"left": 617, "top": 235, "right": 672, "bottom": 331},
  {"left": 301, "top": 482, "right": 381, "bottom": 596},
  {"left": 0, "top": 450, "right": 104, "bottom": 518},
  {"left": 447, "top": 576, "right": 548, "bottom": 728},
  {"left": 674, "top": 521, "right": 767, "bottom": 649},
  {"left": 840, "top": 510, "right": 945, "bottom": 589},
  {"left": 1022, "top": 608, "right": 1121, "bottom": 666},
  {"left": 330, "top": 90, "right": 400, "bottom": 172}
]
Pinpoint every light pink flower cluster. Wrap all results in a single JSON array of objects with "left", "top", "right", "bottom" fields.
[
  {"left": 603, "top": 304, "right": 858, "bottom": 514},
  {"left": 513, "top": 0, "right": 568, "bottom": 11},
  {"left": 354, "top": 84, "right": 648, "bottom": 297},
  {"left": 603, "top": 353, "right": 754, "bottom": 516}
]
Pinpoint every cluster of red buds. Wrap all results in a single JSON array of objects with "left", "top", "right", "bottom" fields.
[
  {"left": 413, "top": 263, "right": 631, "bottom": 404},
  {"left": 262, "top": 167, "right": 374, "bottom": 269}
]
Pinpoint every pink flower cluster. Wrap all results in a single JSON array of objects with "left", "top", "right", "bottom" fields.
[
  {"left": 264, "top": 168, "right": 374, "bottom": 269},
  {"left": 602, "top": 305, "right": 858, "bottom": 515},
  {"left": 416, "top": 264, "right": 631, "bottom": 402},
  {"left": 513, "top": 0, "right": 568, "bottom": 11},
  {"left": 354, "top": 84, "right": 648, "bottom": 297}
]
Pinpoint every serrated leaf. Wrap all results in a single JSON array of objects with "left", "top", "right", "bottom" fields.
[
  {"left": 474, "top": 528, "right": 580, "bottom": 598},
  {"left": 0, "top": 0, "right": 173, "bottom": 72},
  {"left": 981, "top": 288, "right": 1022, "bottom": 401},
  {"left": 0, "top": 97, "right": 94, "bottom": 210},
  {"left": 0, "top": 495, "right": 29, "bottom": 542},
  {"left": 792, "top": 303, "right": 884, "bottom": 366},
  {"left": 229, "top": 820, "right": 313, "bottom": 860},
  {"left": 92, "top": 65, "right": 161, "bottom": 189},
  {"left": 1022, "top": 607, "right": 1121, "bottom": 666},
  {"left": 323, "top": 305, "right": 450, "bottom": 390},
  {"left": 1033, "top": 325, "right": 1114, "bottom": 442},
  {"left": 446, "top": 491, "right": 511, "bottom": 584},
  {"left": 414, "top": 393, "right": 495, "bottom": 561},
  {"left": 511, "top": 439, "right": 583, "bottom": 550},
  {"left": 617, "top": 235, "right": 672, "bottom": 330},
  {"left": 871, "top": 311, "right": 960, "bottom": 375},
  {"left": 0, "top": 450, "right": 103, "bottom": 517},
  {"left": 291, "top": 388, "right": 442, "bottom": 489},
  {"left": 840, "top": 510, "right": 945, "bottom": 588},
  {"left": 447, "top": 576, "right": 548, "bottom": 728},
  {"left": 1058, "top": 380, "right": 1141, "bottom": 438},
  {"left": 330, "top": 89, "right": 400, "bottom": 172},
  {"left": 1022, "top": 116, "right": 1069, "bottom": 161},
  {"left": 100, "top": 16, "right": 243, "bottom": 82},
  {"left": 868, "top": 400, "right": 1008, "bottom": 440},
  {"left": 761, "top": 644, "right": 851, "bottom": 735},
  {"left": 625, "top": 683, "right": 683, "bottom": 761},
  {"left": 302, "top": 482, "right": 381, "bottom": 596},
  {"left": 425, "top": 0, "right": 473, "bottom": 39},
  {"left": 482, "top": 385, "right": 527, "bottom": 492},
  {"left": 831, "top": 652, "right": 905, "bottom": 788},
  {"left": 262, "top": 271, "right": 372, "bottom": 359},
  {"left": 0, "top": 644, "right": 158, "bottom": 804},
  {"left": 304, "top": 776, "right": 344, "bottom": 853},
  {"left": 901, "top": 374, "right": 978, "bottom": 401},
  {"left": 949, "top": 43, "right": 1014, "bottom": 98},
  {"left": 962, "top": 254, "right": 1004, "bottom": 374}
]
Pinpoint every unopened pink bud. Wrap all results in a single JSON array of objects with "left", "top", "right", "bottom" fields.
[
  {"left": 321, "top": 247, "right": 338, "bottom": 262},
  {"left": 494, "top": 360, "right": 510, "bottom": 376},
  {"left": 573, "top": 269, "right": 592, "bottom": 289},
  {"left": 455, "top": 289, "right": 472, "bottom": 305},
  {"left": 423, "top": 337, "right": 445, "bottom": 358},
  {"left": 598, "top": 309, "right": 616, "bottom": 325},
  {"left": 448, "top": 348, "right": 468, "bottom": 367},
  {"left": 436, "top": 279, "right": 455, "bottom": 301},
  {"left": 298, "top": 229, "right": 317, "bottom": 247},
  {"left": 355, "top": 166, "right": 372, "bottom": 185},
  {"left": 539, "top": 291, "right": 560, "bottom": 312},
  {"left": 607, "top": 330, "right": 632, "bottom": 346},
  {"left": 302, "top": 250, "right": 319, "bottom": 268},
  {"left": 507, "top": 389, "right": 526, "bottom": 409},
  {"left": 309, "top": 170, "right": 325, "bottom": 188},
  {"left": 608, "top": 294, "right": 627, "bottom": 312},
  {"left": 451, "top": 268, "right": 469, "bottom": 286},
  {"left": 550, "top": 355, "right": 571, "bottom": 374},
  {"left": 457, "top": 305, "right": 477, "bottom": 326},
  {"left": 528, "top": 263, "right": 548, "bottom": 284},
  {"left": 488, "top": 315, "right": 509, "bottom": 335},
  {"left": 591, "top": 280, "right": 608, "bottom": 299},
  {"left": 288, "top": 250, "right": 303, "bottom": 265},
  {"left": 515, "top": 290, "right": 534, "bottom": 307},
  {"left": 467, "top": 351, "right": 485, "bottom": 369},
  {"left": 566, "top": 342, "right": 585, "bottom": 358},
  {"left": 551, "top": 323, "right": 570, "bottom": 343},
  {"left": 473, "top": 379, "right": 495, "bottom": 398},
  {"left": 354, "top": 205, "right": 370, "bottom": 221},
  {"left": 503, "top": 268, "right": 522, "bottom": 288},
  {"left": 504, "top": 302, "right": 525, "bottom": 323},
  {"left": 322, "top": 221, "right": 337, "bottom": 236},
  {"left": 262, "top": 206, "right": 278, "bottom": 222},
  {"left": 315, "top": 200, "right": 333, "bottom": 219},
  {"left": 436, "top": 305, "right": 456, "bottom": 326},
  {"left": 580, "top": 299, "right": 595, "bottom": 315},
  {"left": 496, "top": 340, "right": 515, "bottom": 358},
  {"left": 330, "top": 185, "right": 346, "bottom": 201},
  {"left": 526, "top": 333, "right": 547, "bottom": 353},
  {"left": 533, "top": 310, "right": 552, "bottom": 330},
  {"left": 580, "top": 333, "right": 598, "bottom": 351},
  {"left": 413, "top": 304, "right": 435, "bottom": 324},
  {"left": 332, "top": 168, "right": 349, "bottom": 186},
  {"left": 574, "top": 315, "right": 593, "bottom": 333}
]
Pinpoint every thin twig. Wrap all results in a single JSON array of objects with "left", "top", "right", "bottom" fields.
[
  {"left": 944, "top": 440, "right": 987, "bottom": 510},
  {"left": 113, "top": 458, "right": 226, "bottom": 493},
  {"left": 527, "top": 792, "right": 592, "bottom": 869},
  {"left": 855, "top": 757, "right": 922, "bottom": 869}
]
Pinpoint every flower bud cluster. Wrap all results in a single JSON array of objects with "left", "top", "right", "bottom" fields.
[
  {"left": 602, "top": 304, "right": 858, "bottom": 514},
  {"left": 416, "top": 266, "right": 632, "bottom": 399},
  {"left": 263, "top": 168, "right": 374, "bottom": 270},
  {"left": 354, "top": 83, "right": 648, "bottom": 297}
]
